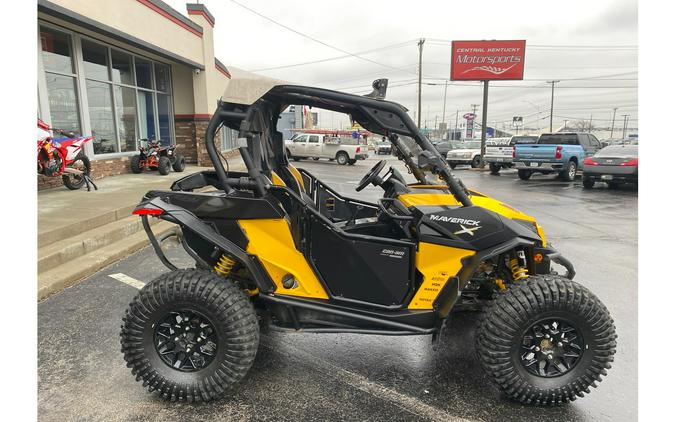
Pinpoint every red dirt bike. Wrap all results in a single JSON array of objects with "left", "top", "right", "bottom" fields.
[
  {"left": 130, "top": 137, "right": 185, "bottom": 176},
  {"left": 37, "top": 119, "right": 97, "bottom": 191}
]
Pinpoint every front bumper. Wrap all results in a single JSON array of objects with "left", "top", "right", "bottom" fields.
[
  {"left": 447, "top": 157, "right": 473, "bottom": 164},
  {"left": 535, "top": 245, "right": 576, "bottom": 280}
]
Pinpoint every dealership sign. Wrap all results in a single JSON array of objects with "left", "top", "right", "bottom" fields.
[{"left": 451, "top": 40, "right": 526, "bottom": 81}]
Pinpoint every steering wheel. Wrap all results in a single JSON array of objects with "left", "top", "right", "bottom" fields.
[{"left": 355, "top": 160, "right": 387, "bottom": 192}]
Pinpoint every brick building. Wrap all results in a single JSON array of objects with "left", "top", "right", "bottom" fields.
[{"left": 37, "top": 0, "right": 238, "bottom": 189}]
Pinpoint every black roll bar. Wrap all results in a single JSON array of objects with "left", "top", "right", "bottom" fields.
[{"left": 205, "top": 108, "right": 247, "bottom": 194}]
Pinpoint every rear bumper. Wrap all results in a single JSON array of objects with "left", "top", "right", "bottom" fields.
[
  {"left": 484, "top": 156, "right": 514, "bottom": 164},
  {"left": 514, "top": 161, "right": 564, "bottom": 171},
  {"left": 355, "top": 153, "right": 369, "bottom": 160},
  {"left": 583, "top": 172, "right": 638, "bottom": 183},
  {"left": 583, "top": 165, "right": 637, "bottom": 180}
]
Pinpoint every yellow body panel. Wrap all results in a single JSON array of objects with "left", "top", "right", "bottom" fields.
[
  {"left": 238, "top": 219, "right": 329, "bottom": 299},
  {"left": 270, "top": 171, "right": 286, "bottom": 187},
  {"left": 409, "top": 242, "right": 475, "bottom": 309},
  {"left": 287, "top": 164, "right": 306, "bottom": 191},
  {"left": 397, "top": 192, "right": 546, "bottom": 246}
]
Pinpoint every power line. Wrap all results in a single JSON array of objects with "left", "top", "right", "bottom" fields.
[
  {"left": 227, "top": 0, "right": 416, "bottom": 74},
  {"left": 250, "top": 40, "right": 416, "bottom": 72}
]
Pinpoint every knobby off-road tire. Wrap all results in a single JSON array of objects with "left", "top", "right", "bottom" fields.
[
  {"left": 62, "top": 154, "right": 91, "bottom": 190},
  {"left": 476, "top": 275, "right": 616, "bottom": 406},
  {"left": 172, "top": 154, "right": 186, "bottom": 172},
  {"left": 158, "top": 156, "right": 171, "bottom": 175},
  {"left": 120, "top": 269, "right": 260, "bottom": 402},
  {"left": 130, "top": 155, "right": 143, "bottom": 174}
]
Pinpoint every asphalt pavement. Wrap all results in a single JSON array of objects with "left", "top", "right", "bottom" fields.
[{"left": 38, "top": 155, "right": 637, "bottom": 421}]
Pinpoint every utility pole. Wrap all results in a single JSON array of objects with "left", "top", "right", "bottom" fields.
[
  {"left": 417, "top": 38, "right": 425, "bottom": 129},
  {"left": 455, "top": 109, "right": 459, "bottom": 140},
  {"left": 470, "top": 103, "right": 479, "bottom": 140},
  {"left": 610, "top": 107, "right": 618, "bottom": 138},
  {"left": 563, "top": 119, "right": 568, "bottom": 131},
  {"left": 588, "top": 115, "right": 593, "bottom": 133},
  {"left": 434, "top": 115, "right": 438, "bottom": 130},
  {"left": 441, "top": 80, "right": 448, "bottom": 130},
  {"left": 546, "top": 80, "right": 560, "bottom": 132},
  {"left": 621, "top": 114, "right": 629, "bottom": 139}
]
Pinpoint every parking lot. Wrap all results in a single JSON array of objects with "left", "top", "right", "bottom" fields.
[{"left": 38, "top": 155, "right": 637, "bottom": 422}]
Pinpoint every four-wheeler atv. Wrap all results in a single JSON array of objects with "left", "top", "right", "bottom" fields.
[
  {"left": 130, "top": 136, "right": 186, "bottom": 175},
  {"left": 120, "top": 76, "right": 616, "bottom": 405}
]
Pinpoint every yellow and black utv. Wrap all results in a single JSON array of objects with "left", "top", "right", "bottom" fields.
[{"left": 120, "top": 75, "right": 616, "bottom": 405}]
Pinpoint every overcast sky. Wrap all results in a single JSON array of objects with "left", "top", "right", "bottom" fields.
[{"left": 166, "top": 0, "right": 637, "bottom": 134}]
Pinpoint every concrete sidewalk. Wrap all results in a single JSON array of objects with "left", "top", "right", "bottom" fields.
[{"left": 38, "top": 158, "right": 245, "bottom": 299}]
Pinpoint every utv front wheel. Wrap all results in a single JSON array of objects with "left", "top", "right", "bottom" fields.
[
  {"left": 476, "top": 275, "right": 616, "bottom": 405},
  {"left": 120, "top": 269, "right": 259, "bottom": 402}
]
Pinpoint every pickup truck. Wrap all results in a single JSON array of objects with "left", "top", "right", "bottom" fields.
[
  {"left": 285, "top": 133, "right": 368, "bottom": 165},
  {"left": 513, "top": 132, "right": 602, "bottom": 181},
  {"left": 484, "top": 135, "right": 538, "bottom": 174}
]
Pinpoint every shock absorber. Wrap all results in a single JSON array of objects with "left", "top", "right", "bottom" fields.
[
  {"left": 509, "top": 250, "right": 529, "bottom": 281},
  {"left": 214, "top": 254, "right": 236, "bottom": 276}
]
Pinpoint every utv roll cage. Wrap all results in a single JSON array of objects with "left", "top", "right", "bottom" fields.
[{"left": 203, "top": 82, "right": 473, "bottom": 207}]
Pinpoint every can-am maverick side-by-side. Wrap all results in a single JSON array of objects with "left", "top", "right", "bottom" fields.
[{"left": 120, "top": 74, "right": 616, "bottom": 405}]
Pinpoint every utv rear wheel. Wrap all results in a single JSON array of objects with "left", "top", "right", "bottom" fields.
[
  {"left": 336, "top": 152, "right": 349, "bottom": 165},
  {"left": 120, "top": 269, "right": 259, "bottom": 402},
  {"left": 130, "top": 155, "right": 143, "bottom": 174},
  {"left": 476, "top": 275, "right": 616, "bottom": 405},
  {"left": 518, "top": 169, "right": 532, "bottom": 180},
  {"left": 172, "top": 154, "right": 186, "bottom": 172},
  {"left": 158, "top": 156, "right": 171, "bottom": 175},
  {"left": 489, "top": 163, "right": 501, "bottom": 175},
  {"left": 62, "top": 154, "right": 91, "bottom": 190}
]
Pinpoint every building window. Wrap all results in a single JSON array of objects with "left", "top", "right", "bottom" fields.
[
  {"left": 40, "top": 27, "right": 81, "bottom": 135},
  {"left": 38, "top": 23, "right": 174, "bottom": 156},
  {"left": 220, "top": 127, "right": 238, "bottom": 151}
]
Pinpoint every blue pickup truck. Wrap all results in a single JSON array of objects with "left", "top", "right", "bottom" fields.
[{"left": 513, "top": 132, "right": 602, "bottom": 181}]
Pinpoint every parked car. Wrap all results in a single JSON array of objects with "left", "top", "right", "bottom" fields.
[
  {"left": 513, "top": 132, "right": 602, "bottom": 181},
  {"left": 582, "top": 144, "right": 638, "bottom": 189},
  {"left": 285, "top": 133, "right": 368, "bottom": 165},
  {"left": 446, "top": 140, "right": 484, "bottom": 168},
  {"left": 374, "top": 140, "right": 392, "bottom": 155},
  {"left": 485, "top": 135, "right": 539, "bottom": 174},
  {"left": 431, "top": 140, "right": 454, "bottom": 158}
]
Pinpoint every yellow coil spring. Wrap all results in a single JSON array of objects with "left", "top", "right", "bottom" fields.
[
  {"left": 509, "top": 258, "right": 529, "bottom": 281},
  {"left": 214, "top": 254, "right": 236, "bottom": 276}
]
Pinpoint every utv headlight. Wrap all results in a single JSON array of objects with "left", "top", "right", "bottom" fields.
[{"left": 513, "top": 219, "right": 547, "bottom": 246}]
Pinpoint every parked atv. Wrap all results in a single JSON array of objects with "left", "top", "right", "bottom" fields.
[
  {"left": 121, "top": 78, "right": 616, "bottom": 405},
  {"left": 130, "top": 137, "right": 185, "bottom": 175}
]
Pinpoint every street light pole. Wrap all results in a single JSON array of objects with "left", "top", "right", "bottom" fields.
[
  {"left": 442, "top": 80, "right": 448, "bottom": 130},
  {"left": 547, "top": 80, "right": 560, "bottom": 132}
]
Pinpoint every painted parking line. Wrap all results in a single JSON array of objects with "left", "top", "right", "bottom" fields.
[
  {"left": 108, "top": 273, "right": 146, "bottom": 289},
  {"left": 106, "top": 271, "right": 467, "bottom": 421}
]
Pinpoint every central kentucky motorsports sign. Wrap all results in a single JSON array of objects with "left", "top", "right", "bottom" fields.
[{"left": 451, "top": 40, "right": 526, "bottom": 81}]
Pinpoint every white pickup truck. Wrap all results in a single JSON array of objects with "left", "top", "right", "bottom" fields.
[
  {"left": 285, "top": 133, "right": 368, "bottom": 165},
  {"left": 484, "top": 135, "right": 539, "bottom": 174}
]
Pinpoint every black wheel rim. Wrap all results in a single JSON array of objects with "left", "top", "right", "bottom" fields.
[
  {"left": 519, "top": 318, "right": 583, "bottom": 378},
  {"left": 153, "top": 309, "right": 218, "bottom": 372}
]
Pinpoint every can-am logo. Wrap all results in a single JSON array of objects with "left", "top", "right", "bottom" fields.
[{"left": 428, "top": 215, "right": 480, "bottom": 226}]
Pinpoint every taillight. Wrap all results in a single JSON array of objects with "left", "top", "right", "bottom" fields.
[
  {"left": 621, "top": 158, "right": 638, "bottom": 166},
  {"left": 555, "top": 145, "right": 563, "bottom": 160},
  {"left": 132, "top": 206, "right": 164, "bottom": 216},
  {"left": 583, "top": 157, "right": 598, "bottom": 166},
  {"left": 356, "top": 147, "right": 361, "bottom": 153},
  {"left": 512, "top": 148, "right": 516, "bottom": 158}
]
